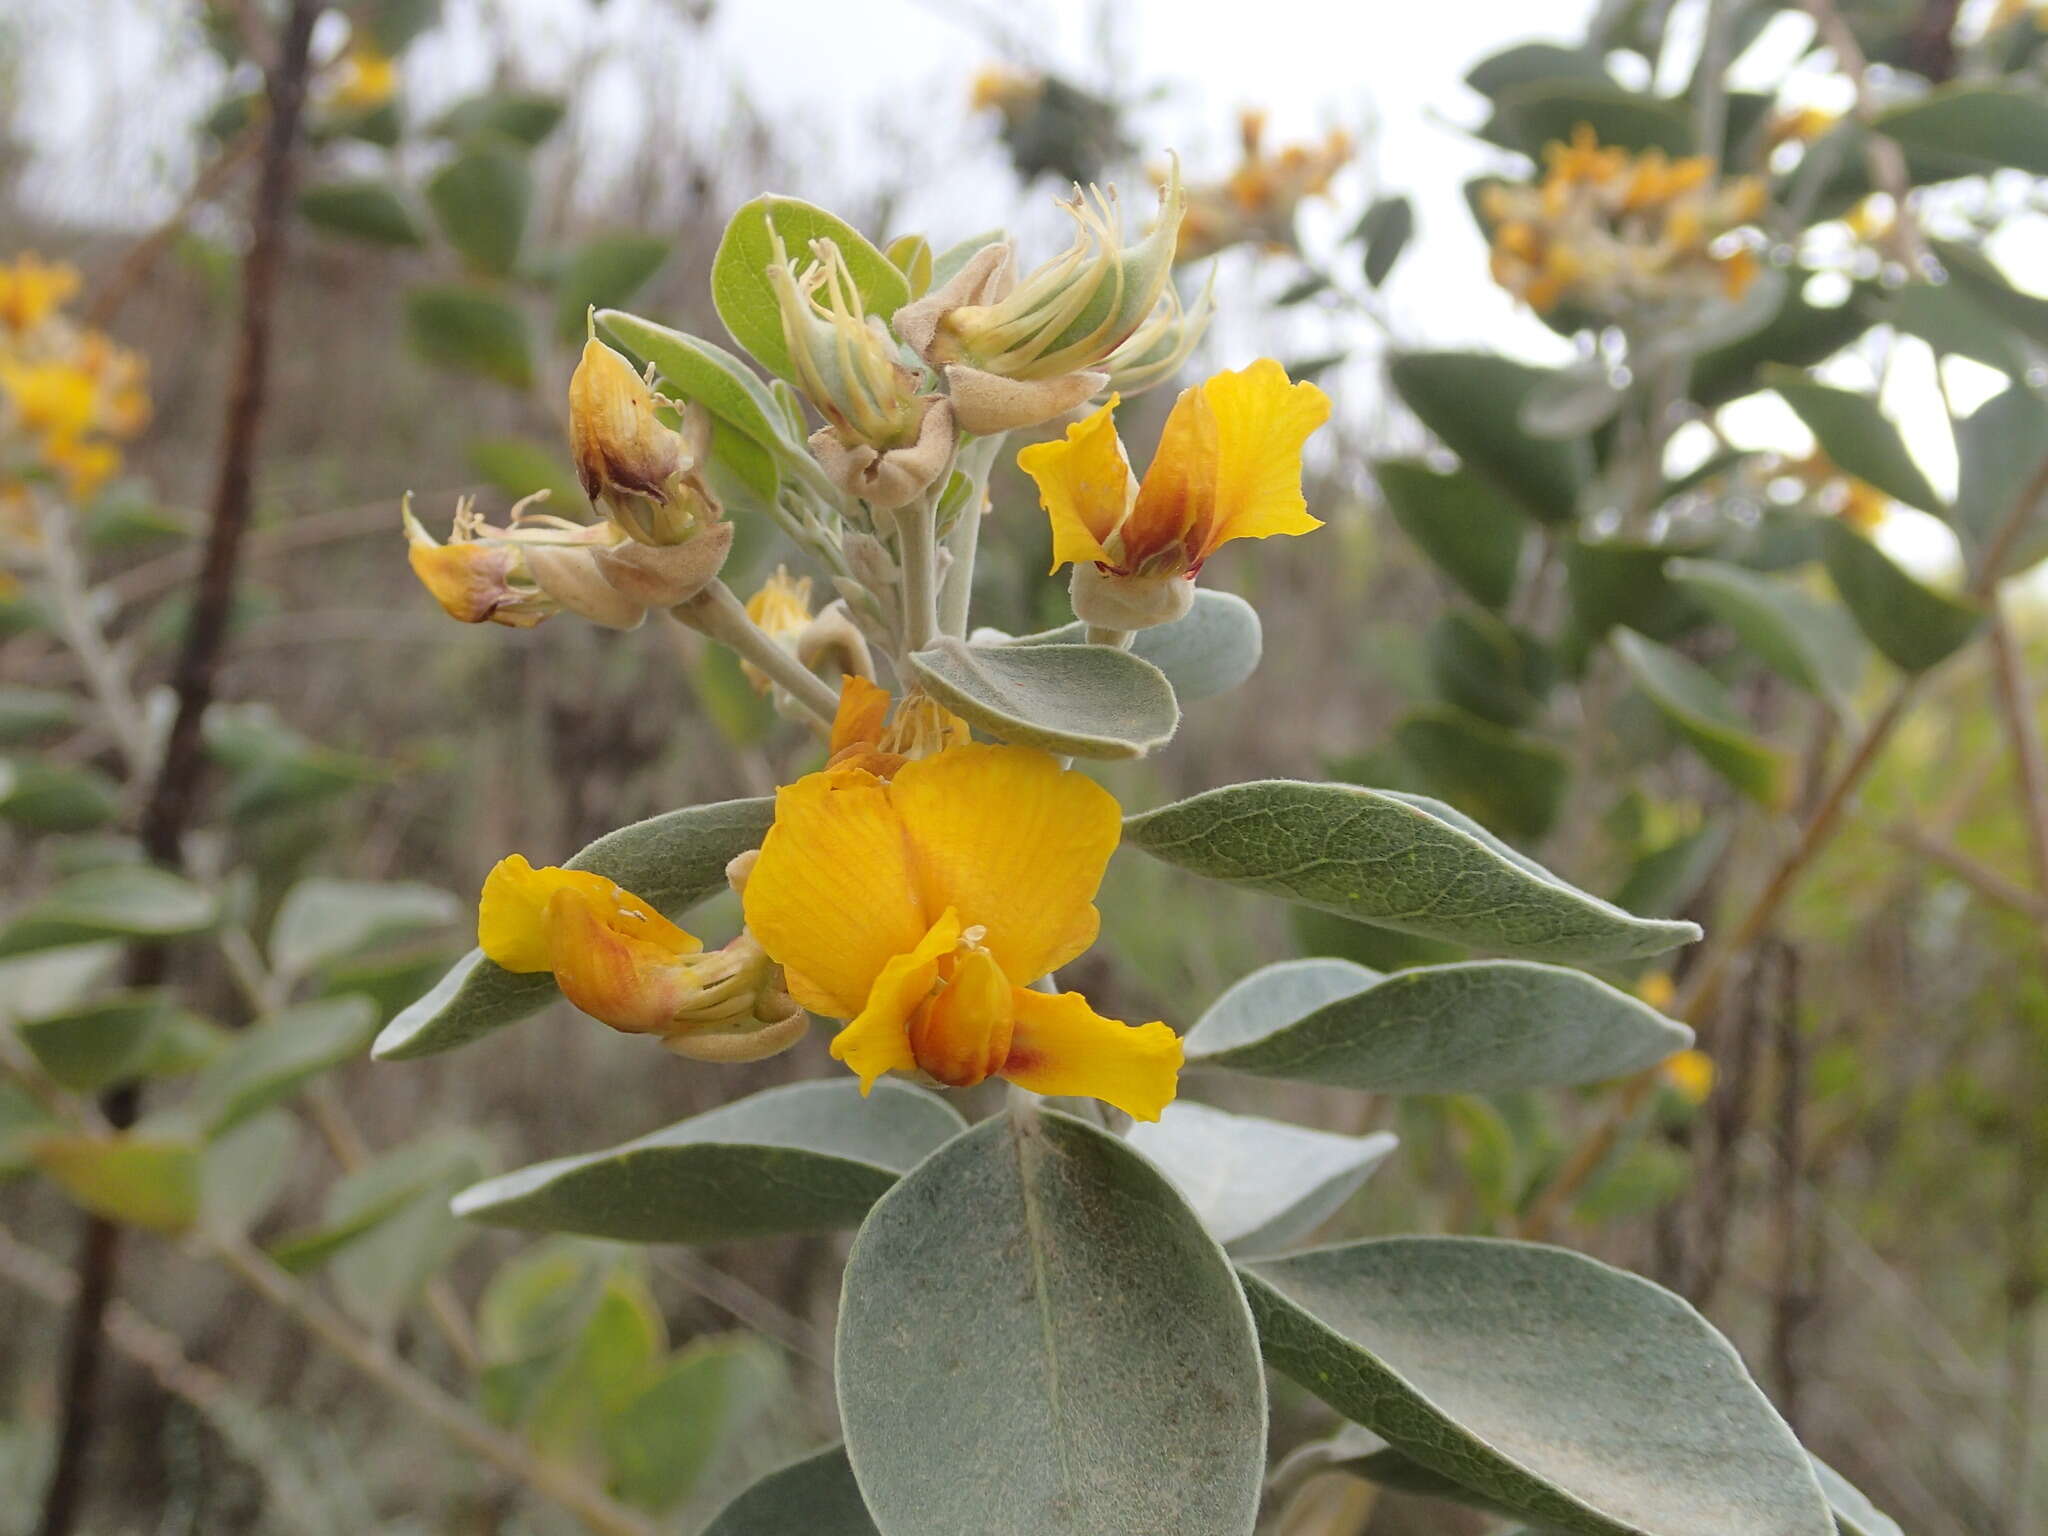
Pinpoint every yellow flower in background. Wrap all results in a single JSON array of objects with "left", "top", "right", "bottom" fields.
[
  {"left": 1, "top": 360, "right": 98, "bottom": 441},
  {"left": 329, "top": 42, "right": 399, "bottom": 112},
  {"left": 743, "top": 744, "right": 1182, "bottom": 1119},
  {"left": 1021, "top": 359, "right": 1330, "bottom": 582},
  {"left": 742, "top": 565, "right": 815, "bottom": 692},
  {"left": 1662, "top": 1048, "right": 1715, "bottom": 1105},
  {"left": 0, "top": 255, "right": 82, "bottom": 335},
  {"left": 1173, "top": 110, "right": 1353, "bottom": 263},
  {"left": 480, "top": 855, "right": 806, "bottom": 1058}
]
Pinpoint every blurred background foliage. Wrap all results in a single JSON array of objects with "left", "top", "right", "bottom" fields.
[{"left": 2, "top": 0, "right": 2047, "bottom": 1532}]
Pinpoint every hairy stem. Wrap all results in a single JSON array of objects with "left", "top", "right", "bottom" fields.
[
  {"left": 894, "top": 493, "right": 941, "bottom": 655},
  {"left": 31, "top": 494, "right": 152, "bottom": 776},
  {"left": 670, "top": 582, "right": 840, "bottom": 725}
]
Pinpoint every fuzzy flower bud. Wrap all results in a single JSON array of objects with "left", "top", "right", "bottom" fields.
[
  {"left": 568, "top": 337, "right": 723, "bottom": 546},
  {"left": 770, "top": 234, "right": 928, "bottom": 450}
]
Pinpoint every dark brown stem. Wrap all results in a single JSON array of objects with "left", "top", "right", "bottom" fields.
[
  {"left": 36, "top": 9, "right": 318, "bottom": 1532},
  {"left": 1767, "top": 944, "right": 1811, "bottom": 1431}
]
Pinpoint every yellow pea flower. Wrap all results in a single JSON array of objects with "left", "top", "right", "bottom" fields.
[
  {"left": 742, "top": 744, "right": 1182, "bottom": 1119},
  {"left": 0, "top": 254, "right": 82, "bottom": 334},
  {"left": 1661, "top": 1048, "right": 1715, "bottom": 1106},
  {"left": 822, "top": 674, "right": 970, "bottom": 778},
  {"left": 479, "top": 855, "right": 806, "bottom": 1059},
  {"left": 1, "top": 359, "right": 99, "bottom": 441},
  {"left": 1019, "top": 359, "right": 1330, "bottom": 595}
]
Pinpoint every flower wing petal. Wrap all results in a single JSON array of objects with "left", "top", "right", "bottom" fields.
[
  {"left": 1198, "top": 358, "right": 1330, "bottom": 558},
  {"left": 830, "top": 910, "right": 962, "bottom": 1092},
  {"left": 743, "top": 766, "right": 928, "bottom": 1019},
  {"left": 545, "top": 886, "right": 694, "bottom": 1034},
  {"left": 1001, "top": 987, "right": 1182, "bottom": 1121},
  {"left": 887, "top": 745, "right": 1117, "bottom": 985},
  {"left": 1016, "top": 397, "right": 1134, "bottom": 573}
]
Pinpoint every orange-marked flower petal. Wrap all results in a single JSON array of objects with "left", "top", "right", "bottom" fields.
[
  {"left": 477, "top": 854, "right": 695, "bottom": 975},
  {"left": 907, "top": 945, "right": 1015, "bottom": 1087},
  {"left": 1001, "top": 987, "right": 1182, "bottom": 1121},
  {"left": 544, "top": 884, "right": 701, "bottom": 1034},
  {"left": 830, "top": 909, "right": 962, "bottom": 1092},
  {"left": 829, "top": 674, "right": 893, "bottom": 758},
  {"left": 1016, "top": 397, "right": 1134, "bottom": 572},
  {"left": 1194, "top": 358, "right": 1331, "bottom": 558}
]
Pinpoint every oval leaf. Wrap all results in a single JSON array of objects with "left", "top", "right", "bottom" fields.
[
  {"left": 973, "top": 588, "right": 1262, "bottom": 703},
  {"left": 1392, "top": 707, "right": 1568, "bottom": 842},
  {"left": 179, "top": 997, "right": 381, "bottom": 1136},
  {"left": 405, "top": 286, "right": 534, "bottom": 389},
  {"left": 1188, "top": 959, "right": 1690, "bottom": 1093},
  {"left": 1123, "top": 780, "right": 1700, "bottom": 962},
  {"left": 425, "top": 146, "right": 531, "bottom": 276},
  {"left": 1613, "top": 631, "right": 1791, "bottom": 807},
  {"left": 1818, "top": 519, "right": 1984, "bottom": 673},
  {"left": 452, "top": 1079, "right": 963, "bottom": 1243},
  {"left": 1388, "top": 352, "right": 1590, "bottom": 524},
  {"left": 597, "top": 308, "right": 788, "bottom": 453},
  {"left": 1191, "top": 957, "right": 1382, "bottom": 1054},
  {"left": 712, "top": 196, "right": 908, "bottom": 382},
  {"left": 1665, "top": 557, "right": 1866, "bottom": 709},
  {"left": 1377, "top": 459, "right": 1528, "bottom": 611},
  {"left": 16, "top": 990, "right": 173, "bottom": 1093},
  {"left": 705, "top": 1446, "right": 878, "bottom": 1536},
  {"left": 372, "top": 796, "right": 773, "bottom": 1060},
  {"left": 270, "top": 878, "right": 460, "bottom": 984},
  {"left": 553, "top": 235, "right": 670, "bottom": 341},
  {"left": 1125, "top": 1101, "right": 1396, "bottom": 1255},
  {"left": 0, "top": 866, "right": 218, "bottom": 959},
  {"left": 1875, "top": 84, "right": 2048, "bottom": 178},
  {"left": 36, "top": 1133, "right": 202, "bottom": 1234},
  {"left": 909, "top": 638, "right": 1178, "bottom": 760},
  {"left": 1771, "top": 372, "right": 1943, "bottom": 514},
  {"left": 298, "top": 179, "right": 424, "bottom": 246},
  {"left": 1955, "top": 387, "right": 2048, "bottom": 578},
  {"left": 838, "top": 1107, "right": 1265, "bottom": 1536},
  {"left": 1243, "top": 1237, "right": 1835, "bottom": 1536}
]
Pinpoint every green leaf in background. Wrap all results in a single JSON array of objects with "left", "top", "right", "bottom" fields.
[
  {"left": 1933, "top": 240, "right": 2048, "bottom": 353},
  {"left": 35, "top": 1133, "right": 202, "bottom": 1233},
  {"left": 884, "top": 232, "right": 935, "bottom": 297},
  {"left": 432, "top": 89, "right": 567, "bottom": 149},
  {"left": 15, "top": 990, "right": 173, "bottom": 1093},
  {"left": 978, "top": 587, "right": 1263, "bottom": 703},
  {"left": 1874, "top": 83, "right": 2048, "bottom": 177},
  {"left": 1770, "top": 371, "right": 1943, "bottom": 515},
  {"left": 1886, "top": 281, "right": 2033, "bottom": 378},
  {"left": 910, "top": 638, "right": 1179, "bottom": 760},
  {"left": 1125, "top": 1101, "right": 1396, "bottom": 1255},
  {"left": 1392, "top": 707, "right": 1568, "bottom": 841},
  {"left": 1487, "top": 81, "right": 1693, "bottom": 157},
  {"left": 296, "top": 179, "right": 424, "bottom": 247},
  {"left": 267, "top": 1176, "right": 432, "bottom": 1274},
  {"left": 176, "top": 996, "right": 380, "bottom": 1137},
  {"left": 1614, "top": 823, "right": 1729, "bottom": 920},
  {"left": 1355, "top": 194, "right": 1414, "bottom": 287},
  {"left": 1126, "top": 779, "right": 1700, "bottom": 963},
  {"left": 330, "top": 1131, "right": 492, "bottom": 1334},
  {"left": 1613, "top": 631, "right": 1791, "bottom": 808},
  {"left": 1425, "top": 608, "right": 1553, "bottom": 728},
  {"left": 520, "top": 1266, "right": 666, "bottom": 1461},
  {"left": 552, "top": 235, "right": 670, "bottom": 341},
  {"left": 200, "top": 1109, "right": 301, "bottom": 1235},
  {"left": 603, "top": 1333, "right": 784, "bottom": 1512},
  {"left": 1464, "top": 42, "right": 1610, "bottom": 98},
  {"left": 1818, "top": 519, "right": 1984, "bottom": 673},
  {"left": 1377, "top": 459, "right": 1527, "bottom": 612},
  {"left": 208, "top": 705, "right": 382, "bottom": 821},
  {"left": 1518, "top": 361, "right": 1626, "bottom": 439},
  {"left": 451, "top": 1079, "right": 964, "bottom": 1243},
  {"left": 1665, "top": 558, "right": 1866, "bottom": 712},
  {"left": 406, "top": 285, "right": 534, "bottom": 389},
  {"left": 465, "top": 435, "right": 584, "bottom": 509},
  {"left": 711, "top": 196, "right": 909, "bottom": 381},
  {"left": 0, "top": 866, "right": 217, "bottom": 959},
  {"left": 0, "top": 758, "right": 120, "bottom": 833},
  {"left": 372, "top": 795, "right": 774, "bottom": 1059},
  {"left": 365, "top": 0, "right": 442, "bottom": 51},
  {"left": 1954, "top": 387, "right": 2048, "bottom": 579},
  {"left": 1563, "top": 538, "right": 1698, "bottom": 642},
  {"left": 1187, "top": 958, "right": 1689, "bottom": 1094},
  {"left": 0, "top": 686, "right": 76, "bottom": 744},
  {"left": 597, "top": 309, "right": 788, "bottom": 453},
  {"left": 425, "top": 146, "right": 532, "bottom": 276},
  {"left": 1688, "top": 280, "right": 1876, "bottom": 408},
  {"left": 704, "top": 1446, "right": 878, "bottom": 1536},
  {"left": 1388, "top": 352, "right": 1590, "bottom": 523},
  {"left": 837, "top": 1108, "right": 1266, "bottom": 1536},
  {"left": 268, "top": 878, "right": 460, "bottom": 986},
  {"left": 1243, "top": 1238, "right": 1835, "bottom": 1536}
]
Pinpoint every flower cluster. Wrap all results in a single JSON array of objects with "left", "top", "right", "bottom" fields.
[
  {"left": 0, "top": 254, "right": 151, "bottom": 522},
  {"left": 1482, "top": 126, "right": 1767, "bottom": 319},
  {"left": 1172, "top": 110, "right": 1354, "bottom": 264}
]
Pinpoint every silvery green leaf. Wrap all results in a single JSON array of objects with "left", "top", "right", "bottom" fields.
[
  {"left": 269, "top": 879, "right": 461, "bottom": 986},
  {"left": 1188, "top": 959, "right": 1689, "bottom": 1093},
  {"left": 1613, "top": 631, "right": 1791, "bottom": 808},
  {"left": 1665, "top": 557, "right": 1867, "bottom": 712},
  {"left": 837, "top": 1107, "right": 1265, "bottom": 1536},
  {"left": 175, "top": 997, "right": 381, "bottom": 1137},
  {"left": 972, "top": 588, "right": 1261, "bottom": 702},
  {"left": 1388, "top": 351, "right": 1591, "bottom": 524},
  {"left": 596, "top": 309, "right": 791, "bottom": 454},
  {"left": 1125, "top": 1100, "right": 1395, "bottom": 1255},
  {"left": 704, "top": 1446, "right": 877, "bottom": 1536},
  {"left": 372, "top": 797, "right": 773, "bottom": 1061},
  {"left": 0, "top": 867, "right": 217, "bottom": 959},
  {"left": 452, "top": 1079, "right": 964, "bottom": 1244},
  {"left": 1243, "top": 1238, "right": 1834, "bottom": 1536},
  {"left": 1189, "top": 958, "right": 1381, "bottom": 1055},
  {"left": 909, "top": 638, "right": 1178, "bottom": 760},
  {"left": 1808, "top": 1457, "right": 1902, "bottom": 1536},
  {"left": 1123, "top": 781, "right": 1699, "bottom": 962},
  {"left": 1770, "top": 370, "right": 1944, "bottom": 515},
  {"left": 1517, "top": 363, "right": 1626, "bottom": 440},
  {"left": 1637, "top": 267, "right": 1789, "bottom": 367},
  {"left": 1818, "top": 519, "right": 1983, "bottom": 673}
]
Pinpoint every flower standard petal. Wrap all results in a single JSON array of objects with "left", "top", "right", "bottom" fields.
[
  {"left": 1197, "top": 358, "right": 1330, "bottom": 558},
  {"left": 1016, "top": 398, "right": 1135, "bottom": 573},
  {"left": 477, "top": 855, "right": 696, "bottom": 974},
  {"left": 743, "top": 766, "right": 930, "bottom": 1019},
  {"left": 886, "top": 744, "right": 1119, "bottom": 985},
  {"left": 1001, "top": 987, "right": 1183, "bottom": 1122},
  {"left": 830, "top": 910, "right": 963, "bottom": 1093},
  {"left": 1124, "top": 380, "right": 1218, "bottom": 573}
]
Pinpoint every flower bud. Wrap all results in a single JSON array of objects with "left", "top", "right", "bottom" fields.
[
  {"left": 568, "top": 337, "right": 722, "bottom": 546},
  {"left": 1101, "top": 270, "right": 1214, "bottom": 396},
  {"left": 1069, "top": 562, "right": 1195, "bottom": 632},
  {"left": 593, "top": 521, "right": 733, "bottom": 608},
  {"left": 808, "top": 394, "right": 956, "bottom": 508},
  {"left": 941, "top": 366, "right": 1105, "bottom": 436},
  {"left": 770, "top": 234, "right": 928, "bottom": 451},
  {"left": 524, "top": 544, "right": 647, "bottom": 631}
]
